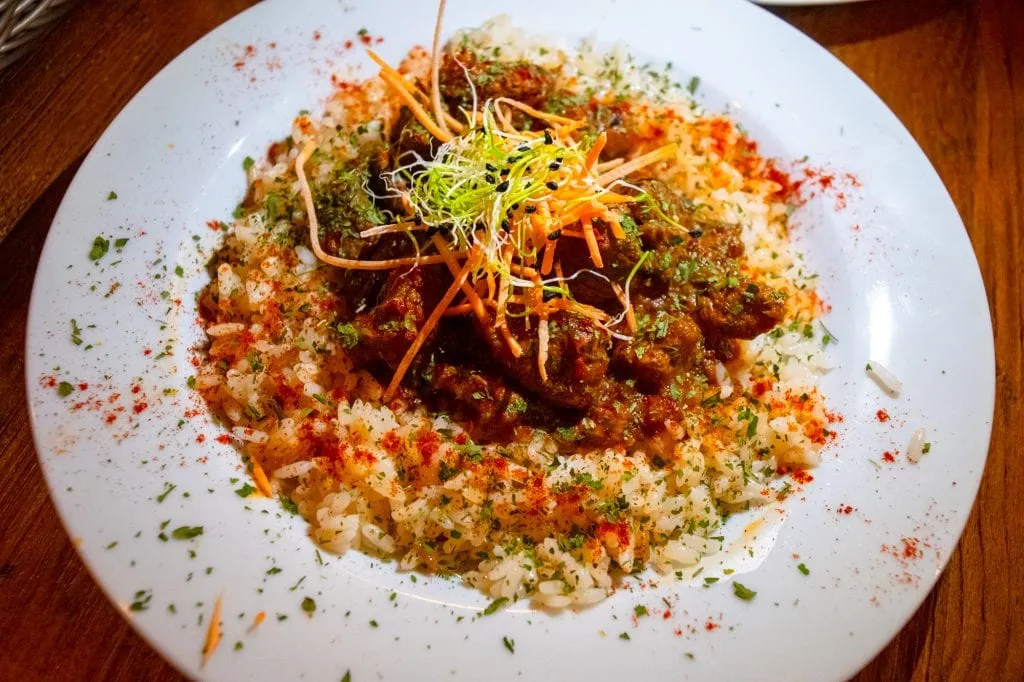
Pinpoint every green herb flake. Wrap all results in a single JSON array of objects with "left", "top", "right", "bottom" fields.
[
  {"left": 797, "top": 563, "right": 810, "bottom": 576},
  {"left": 703, "top": 576, "right": 719, "bottom": 585},
  {"left": 502, "top": 636, "right": 515, "bottom": 653},
  {"left": 171, "top": 525, "right": 203, "bottom": 540},
  {"left": 686, "top": 76, "right": 700, "bottom": 95},
  {"left": 633, "top": 605, "right": 648, "bottom": 617},
  {"left": 336, "top": 323, "right": 360, "bottom": 348},
  {"left": 243, "top": 156, "right": 255, "bottom": 171},
  {"left": 369, "top": 619, "right": 378, "bottom": 628},
  {"left": 88, "top": 236, "right": 110, "bottom": 261},
  {"left": 619, "top": 632, "right": 631, "bottom": 641},
  {"left": 107, "top": 191, "right": 118, "bottom": 200},
  {"left": 732, "top": 581, "right": 757, "bottom": 601},
  {"left": 301, "top": 596, "right": 316, "bottom": 616},
  {"left": 70, "top": 319, "right": 83, "bottom": 346},
  {"left": 342, "top": 672, "right": 352, "bottom": 682},
  {"left": 482, "top": 597, "right": 508, "bottom": 616},
  {"left": 156, "top": 483, "right": 176, "bottom": 503},
  {"left": 57, "top": 381, "right": 75, "bottom": 397},
  {"left": 235, "top": 483, "right": 256, "bottom": 498}
]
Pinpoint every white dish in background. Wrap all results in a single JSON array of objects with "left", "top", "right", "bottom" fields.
[{"left": 26, "top": 0, "right": 993, "bottom": 680}]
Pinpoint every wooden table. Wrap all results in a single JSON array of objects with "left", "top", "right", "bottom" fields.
[{"left": 0, "top": 0, "right": 1020, "bottom": 679}]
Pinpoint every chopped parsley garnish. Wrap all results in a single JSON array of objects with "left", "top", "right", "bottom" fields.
[
  {"left": 235, "top": 483, "right": 256, "bottom": 498},
  {"left": 703, "top": 576, "right": 719, "bottom": 585},
  {"left": 633, "top": 605, "right": 648, "bottom": 617},
  {"left": 336, "top": 322, "right": 360, "bottom": 348},
  {"left": 482, "top": 597, "right": 508, "bottom": 616},
  {"left": 301, "top": 596, "right": 316, "bottom": 616},
  {"left": 88, "top": 236, "right": 110, "bottom": 261},
  {"left": 266, "top": 566, "right": 282, "bottom": 576},
  {"left": 342, "top": 672, "right": 352, "bottom": 682},
  {"left": 618, "top": 632, "right": 631, "bottom": 641},
  {"left": 922, "top": 442, "right": 932, "bottom": 454},
  {"left": 128, "top": 589, "right": 152, "bottom": 612},
  {"left": 171, "top": 525, "right": 203, "bottom": 540},
  {"left": 732, "top": 581, "right": 756, "bottom": 601},
  {"left": 279, "top": 493, "right": 299, "bottom": 515},
  {"left": 369, "top": 619, "right": 378, "bottom": 628},
  {"left": 156, "top": 483, "right": 176, "bottom": 503},
  {"left": 107, "top": 191, "right": 118, "bottom": 200},
  {"left": 70, "top": 319, "right": 83, "bottom": 346},
  {"left": 502, "top": 636, "right": 515, "bottom": 653},
  {"left": 57, "top": 381, "right": 74, "bottom": 397},
  {"left": 242, "top": 156, "right": 255, "bottom": 171},
  {"left": 686, "top": 76, "right": 700, "bottom": 95},
  {"left": 797, "top": 563, "right": 810, "bottom": 576}
]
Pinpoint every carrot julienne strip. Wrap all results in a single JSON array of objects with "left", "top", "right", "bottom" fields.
[
  {"left": 201, "top": 596, "right": 224, "bottom": 668},
  {"left": 597, "top": 143, "right": 678, "bottom": 185},
  {"left": 581, "top": 216, "right": 603, "bottom": 268},
  {"left": 248, "top": 611, "right": 266, "bottom": 634},
  {"left": 431, "top": 234, "right": 487, "bottom": 322},
  {"left": 383, "top": 248, "right": 481, "bottom": 401},
  {"left": 251, "top": 458, "right": 273, "bottom": 498},
  {"left": 584, "top": 131, "right": 607, "bottom": 171},
  {"left": 364, "top": 49, "right": 464, "bottom": 133},
  {"left": 376, "top": 68, "right": 452, "bottom": 142}
]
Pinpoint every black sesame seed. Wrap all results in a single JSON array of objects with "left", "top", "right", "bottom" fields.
[
  {"left": 547, "top": 228, "right": 562, "bottom": 240},
  {"left": 413, "top": 215, "right": 423, "bottom": 225},
  {"left": 426, "top": 225, "right": 441, "bottom": 237},
  {"left": 485, "top": 163, "right": 497, "bottom": 172},
  {"left": 495, "top": 180, "right": 510, "bottom": 192},
  {"left": 689, "top": 228, "right": 703, "bottom": 238},
  {"left": 517, "top": 144, "right": 530, "bottom": 152},
  {"left": 507, "top": 155, "right": 520, "bottom": 164},
  {"left": 525, "top": 166, "right": 533, "bottom": 173},
  {"left": 610, "top": 114, "right": 623, "bottom": 127},
  {"left": 524, "top": 205, "right": 537, "bottom": 214},
  {"left": 543, "top": 130, "right": 553, "bottom": 145},
  {"left": 555, "top": 157, "right": 563, "bottom": 163},
  {"left": 510, "top": 203, "right": 520, "bottom": 210},
  {"left": 500, "top": 169, "right": 510, "bottom": 178},
  {"left": 548, "top": 162, "right": 561, "bottom": 171},
  {"left": 501, "top": 219, "right": 510, "bottom": 231},
  {"left": 546, "top": 181, "right": 558, "bottom": 191},
  {"left": 485, "top": 174, "right": 496, "bottom": 184}
]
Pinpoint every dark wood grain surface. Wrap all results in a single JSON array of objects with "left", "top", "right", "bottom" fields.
[{"left": 0, "top": 0, "right": 1020, "bottom": 679}]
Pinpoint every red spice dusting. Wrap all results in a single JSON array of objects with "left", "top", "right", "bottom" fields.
[
  {"left": 132, "top": 400, "right": 148, "bottom": 414},
  {"left": 704, "top": 620, "right": 719, "bottom": 631},
  {"left": 196, "top": 434, "right": 206, "bottom": 444},
  {"left": 344, "top": 39, "right": 353, "bottom": 49},
  {"left": 105, "top": 413, "right": 117, "bottom": 425},
  {"left": 143, "top": 348, "right": 152, "bottom": 356},
  {"left": 790, "top": 468, "right": 814, "bottom": 484},
  {"left": 215, "top": 434, "right": 232, "bottom": 445},
  {"left": 662, "top": 610, "right": 672, "bottom": 620},
  {"left": 268, "top": 41, "right": 277, "bottom": 49},
  {"left": 901, "top": 537, "right": 922, "bottom": 559},
  {"left": 359, "top": 33, "right": 372, "bottom": 46},
  {"left": 416, "top": 430, "right": 441, "bottom": 464},
  {"left": 876, "top": 409, "right": 890, "bottom": 423},
  {"left": 882, "top": 451, "right": 896, "bottom": 463},
  {"left": 77, "top": 383, "right": 89, "bottom": 391},
  {"left": 454, "top": 433, "right": 468, "bottom": 445},
  {"left": 380, "top": 430, "right": 401, "bottom": 455},
  {"left": 131, "top": 384, "right": 141, "bottom": 394},
  {"left": 353, "top": 447, "right": 378, "bottom": 464},
  {"left": 43, "top": 376, "right": 57, "bottom": 388},
  {"left": 206, "top": 220, "right": 225, "bottom": 231},
  {"left": 837, "top": 504, "right": 854, "bottom": 515},
  {"left": 751, "top": 379, "right": 773, "bottom": 397},
  {"left": 313, "top": 31, "right": 321, "bottom": 40}
]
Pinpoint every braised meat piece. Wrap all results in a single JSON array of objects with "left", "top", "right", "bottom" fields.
[
  {"left": 313, "top": 151, "right": 390, "bottom": 259},
  {"left": 349, "top": 266, "right": 444, "bottom": 370},
  {"left": 425, "top": 363, "right": 532, "bottom": 442},
  {"left": 697, "top": 281, "right": 785, "bottom": 340},
  {"left": 474, "top": 310, "right": 609, "bottom": 411},
  {"left": 438, "top": 49, "right": 555, "bottom": 114}
]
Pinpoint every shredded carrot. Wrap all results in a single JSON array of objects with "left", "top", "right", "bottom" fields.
[
  {"left": 250, "top": 458, "right": 273, "bottom": 498},
  {"left": 597, "top": 143, "right": 678, "bottom": 186},
  {"left": 581, "top": 217, "right": 604, "bottom": 268},
  {"left": 611, "top": 282, "right": 636, "bottom": 333},
  {"left": 383, "top": 248, "right": 481, "bottom": 401},
  {"left": 501, "top": 326, "right": 523, "bottom": 357},
  {"left": 606, "top": 213, "right": 626, "bottom": 240},
  {"left": 431, "top": 234, "right": 487, "bottom": 322},
  {"left": 537, "top": 317, "right": 550, "bottom": 382},
  {"left": 584, "top": 131, "right": 607, "bottom": 171},
  {"left": 493, "top": 97, "right": 580, "bottom": 127},
  {"left": 248, "top": 611, "right": 266, "bottom": 634},
  {"left": 540, "top": 239, "right": 557, "bottom": 275},
  {"left": 376, "top": 68, "right": 452, "bottom": 142},
  {"left": 596, "top": 192, "right": 636, "bottom": 205},
  {"left": 595, "top": 157, "right": 625, "bottom": 173},
  {"left": 201, "top": 595, "right": 224, "bottom": 668},
  {"left": 365, "top": 49, "right": 464, "bottom": 133}
]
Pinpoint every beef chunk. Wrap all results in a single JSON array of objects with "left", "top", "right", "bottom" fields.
[
  {"left": 425, "top": 363, "right": 532, "bottom": 442},
  {"left": 474, "top": 310, "right": 609, "bottom": 411},
  {"left": 313, "top": 152, "right": 391, "bottom": 259},
  {"left": 350, "top": 266, "right": 444, "bottom": 370},
  {"left": 439, "top": 49, "right": 555, "bottom": 114},
  {"left": 697, "top": 280, "right": 785, "bottom": 340}
]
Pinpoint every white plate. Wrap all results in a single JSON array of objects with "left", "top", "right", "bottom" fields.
[{"left": 26, "top": 1, "right": 993, "bottom": 680}]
